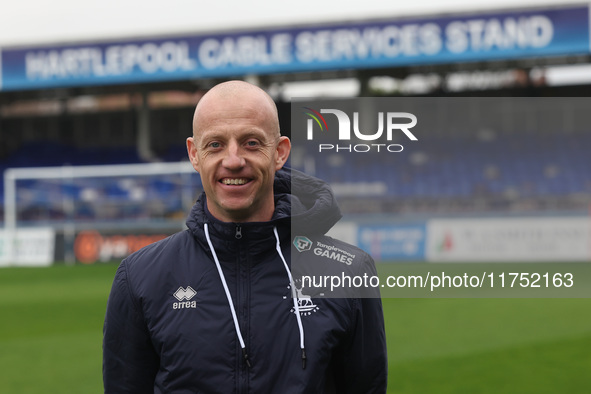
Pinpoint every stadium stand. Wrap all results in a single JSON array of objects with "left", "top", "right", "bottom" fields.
[
  {"left": 2, "top": 124, "right": 590, "bottom": 223},
  {"left": 2, "top": 4, "right": 591, "bottom": 225}
]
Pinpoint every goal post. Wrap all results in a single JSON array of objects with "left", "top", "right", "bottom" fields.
[{"left": 3, "top": 161, "right": 200, "bottom": 265}]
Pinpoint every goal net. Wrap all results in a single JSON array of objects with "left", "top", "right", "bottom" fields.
[{"left": 3, "top": 161, "right": 202, "bottom": 263}]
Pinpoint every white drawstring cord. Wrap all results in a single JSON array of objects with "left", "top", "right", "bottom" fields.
[
  {"left": 204, "top": 223, "right": 251, "bottom": 368},
  {"left": 204, "top": 223, "right": 306, "bottom": 369},
  {"left": 273, "top": 227, "right": 307, "bottom": 369}
]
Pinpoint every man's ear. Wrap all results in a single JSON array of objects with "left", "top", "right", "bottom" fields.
[
  {"left": 275, "top": 136, "right": 291, "bottom": 170},
  {"left": 186, "top": 137, "right": 200, "bottom": 172}
]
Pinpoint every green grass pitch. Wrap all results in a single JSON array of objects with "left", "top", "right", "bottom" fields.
[{"left": 1, "top": 263, "right": 590, "bottom": 393}]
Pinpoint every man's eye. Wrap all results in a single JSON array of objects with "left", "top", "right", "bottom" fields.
[
  {"left": 246, "top": 140, "right": 259, "bottom": 147},
  {"left": 208, "top": 142, "right": 221, "bottom": 148}
]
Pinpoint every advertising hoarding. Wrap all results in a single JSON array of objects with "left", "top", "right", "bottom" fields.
[
  {"left": 1, "top": 5, "right": 588, "bottom": 91},
  {"left": 0, "top": 228, "right": 55, "bottom": 266},
  {"left": 427, "top": 217, "right": 591, "bottom": 262}
]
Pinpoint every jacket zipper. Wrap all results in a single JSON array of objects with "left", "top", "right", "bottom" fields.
[{"left": 236, "top": 224, "right": 248, "bottom": 394}]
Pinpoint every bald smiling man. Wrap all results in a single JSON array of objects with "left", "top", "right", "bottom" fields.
[{"left": 103, "top": 81, "right": 387, "bottom": 393}]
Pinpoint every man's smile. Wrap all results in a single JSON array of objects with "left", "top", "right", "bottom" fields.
[{"left": 220, "top": 178, "right": 250, "bottom": 185}]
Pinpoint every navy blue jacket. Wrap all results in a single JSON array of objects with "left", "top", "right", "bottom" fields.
[{"left": 103, "top": 168, "right": 387, "bottom": 393}]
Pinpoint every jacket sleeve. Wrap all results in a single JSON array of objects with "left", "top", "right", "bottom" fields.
[
  {"left": 333, "top": 257, "right": 388, "bottom": 394},
  {"left": 103, "top": 261, "right": 159, "bottom": 393}
]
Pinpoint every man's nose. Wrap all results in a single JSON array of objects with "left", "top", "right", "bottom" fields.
[{"left": 222, "top": 141, "right": 246, "bottom": 169}]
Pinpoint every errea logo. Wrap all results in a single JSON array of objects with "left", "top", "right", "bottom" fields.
[
  {"left": 293, "top": 236, "right": 313, "bottom": 252},
  {"left": 173, "top": 286, "right": 197, "bottom": 310}
]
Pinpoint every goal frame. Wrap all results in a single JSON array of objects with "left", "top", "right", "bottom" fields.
[{"left": 3, "top": 161, "right": 196, "bottom": 264}]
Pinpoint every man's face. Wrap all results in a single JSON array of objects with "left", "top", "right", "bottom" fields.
[{"left": 187, "top": 89, "right": 290, "bottom": 223}]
